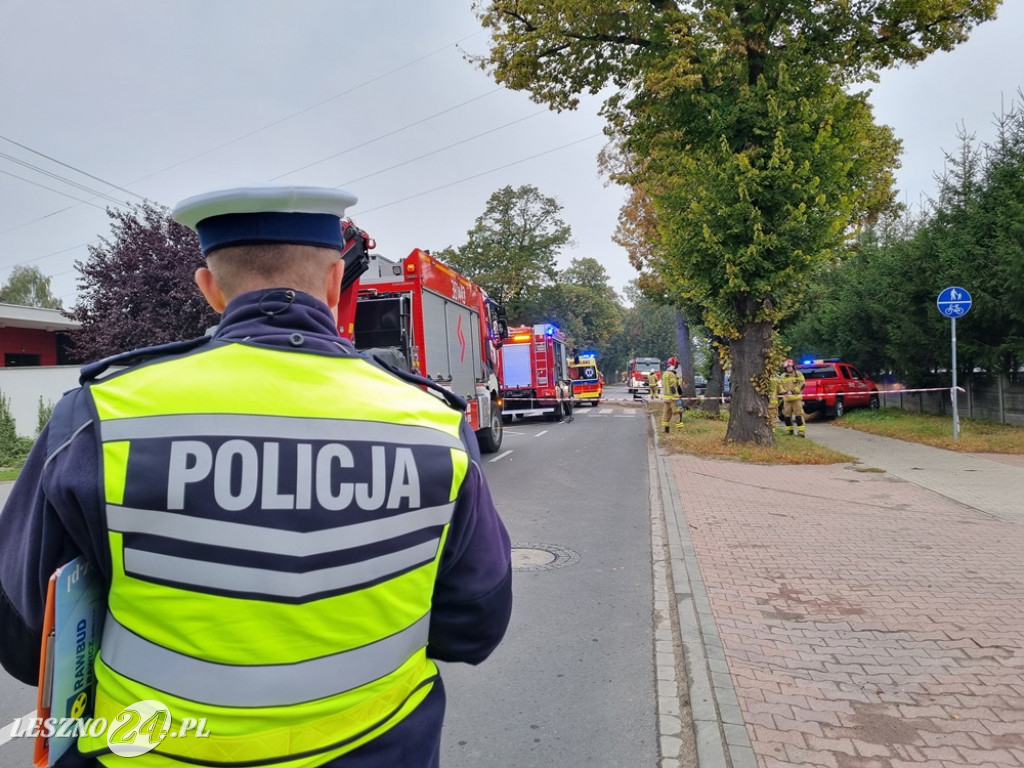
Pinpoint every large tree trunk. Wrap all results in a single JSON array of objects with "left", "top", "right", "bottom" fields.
[
  {"left": 725, "top": 320, "right": 775, "bottom": 445},
  {"left": 675, "top": 310, "right": 695, "bottom": 398},
  {"left": 701, "top": 340, "right": 726, "bottom": 416}
]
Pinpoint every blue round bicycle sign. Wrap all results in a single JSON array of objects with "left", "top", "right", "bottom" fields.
[{"left": 937, "top": 286, "right": 972, "bottom": 318}]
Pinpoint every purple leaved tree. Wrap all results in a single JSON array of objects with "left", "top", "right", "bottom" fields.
[{"left": 66, "top": 202, "right": 220, "bottom": 363}]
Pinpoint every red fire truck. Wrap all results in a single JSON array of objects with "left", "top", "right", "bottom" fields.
[
  {"left": 626, "top": 356, "right": 661, "bottom": 395},
  {"left": 337, "top": 244, "right": 508, "bottom": 453},
  {"left": 499, "top": 324, "right": 573, "bottom": 421}
]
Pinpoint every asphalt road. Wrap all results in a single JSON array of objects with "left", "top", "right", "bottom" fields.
[
  {"left": 439, "top": 398, "right": 657, "bottom": 767},
  {"left": 0, "top": 395, "right": 659, "bottom": 767},
  {"left": 0, "top": 481, "right": 38, "bottom": 767}
]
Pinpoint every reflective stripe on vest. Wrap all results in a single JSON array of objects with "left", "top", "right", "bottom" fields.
[
  {"left": 78, "top": 343, "right": 469, "bottom": 765},
  {"left": 100, "top": 610, "right": 431, "bottom": 707},
  {"left": 100, "top": 413, "right": 465, "bottom": 449},
  {"left": 107, "top": 501, "right": 455, "bottom": 599}
]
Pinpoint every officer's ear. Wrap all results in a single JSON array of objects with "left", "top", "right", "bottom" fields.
[
  {"left": 324, "top": 259, "right": 346, "bottom": 318},
  {"left": 195, "top": 267, "right": 227, "bottom": 313}
]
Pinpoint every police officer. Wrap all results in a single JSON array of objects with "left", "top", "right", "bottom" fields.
[
  {"left": 660, "top": 356, "right": 684, "bottom": 433},
  {"left": 0, "top": 186, "right": 513, "bottom": 767},
  {"left": 778, "top": 358, "right": 807, "bottom": 437}
]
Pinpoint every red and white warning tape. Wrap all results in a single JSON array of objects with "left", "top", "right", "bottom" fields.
[{"left": 627, "top": 385, "right": 965, "bottom": 405}]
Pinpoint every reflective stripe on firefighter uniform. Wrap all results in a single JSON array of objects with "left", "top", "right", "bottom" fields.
[
  {"left": 77, "top": 342, "right": 469, "bottom": 767},
  {"left": 777, "top": 370, "right": 805, "bottom": 403}
]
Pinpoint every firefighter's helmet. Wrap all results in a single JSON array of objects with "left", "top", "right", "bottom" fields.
[
  {"left": 667, "top": 356, "right": 678, "bottom": 367},
  {"left": 783, "top": 358, "right": 795, "bottom": 368}
]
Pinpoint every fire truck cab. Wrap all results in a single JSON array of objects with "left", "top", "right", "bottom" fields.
[
  {"left": 338, "top": 248, "right": 508, "bottom": 453},
  {"left": 627, "top": 357, "right": 661, "bottom": 394},
  {"left": 499, "top": 324, "right": 573, "bottom": 421}
]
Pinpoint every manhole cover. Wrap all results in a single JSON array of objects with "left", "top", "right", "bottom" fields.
[{"left": 511, "top": 543, "right": 580, "bottom": 572}]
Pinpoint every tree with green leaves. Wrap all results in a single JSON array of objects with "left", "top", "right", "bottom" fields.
[
  {"left": 783, "top": 99, "right": 1024, "bottom": 385},
  {"left": 927, "top": 110, "right": 1024, "bottom": 376},
  {"left": 67, "top": 201, "right": 220, "bottom": 362},
  {"left": 779, "top": 222, "right": 909, "bottom": 378},
  {"left": 438, "top": 184, "right": 572, "bottom": 321},
  {"left": 0, "top": 265, "right": 63, "bottom": 309},
  {"left": 611, "top": 176, "right": 715, "bottom": 403},
  {"left": 473, "top": 0, "right": 999, "bottom": 443},
  {"left": 524, "top": 257, "right": 624, "bottom": 352},
  {"left": 602, "top": 281, "right": 681, "bottom": 376}
]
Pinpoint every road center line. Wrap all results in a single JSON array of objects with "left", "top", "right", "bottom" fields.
[
  {"left": 534, "top": 430, "right": 548, "bottom": 437},
  {"left": 489, "top": 450, "right": 513, "bottom": 463}
]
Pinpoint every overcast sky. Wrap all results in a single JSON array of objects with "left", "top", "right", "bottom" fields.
[{"left": 2, "top": 1, "right": 1021, "bottom": 308}]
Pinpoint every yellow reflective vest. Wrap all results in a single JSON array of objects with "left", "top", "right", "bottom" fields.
[{"left": 78, "top": 342, "right": 470, "bottom": 767}]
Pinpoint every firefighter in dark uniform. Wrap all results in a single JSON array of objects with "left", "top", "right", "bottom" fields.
[{"left": 0, "top": 186, "right": 513, "bottom": 768}]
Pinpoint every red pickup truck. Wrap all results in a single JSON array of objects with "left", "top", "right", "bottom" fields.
[{"left": 791, "top": 359, "right": 880, "bottom": 418}]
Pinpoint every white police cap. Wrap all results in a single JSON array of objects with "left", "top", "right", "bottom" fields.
[{"left": 171, "top": 186, "right": 358, "bottom": 256}]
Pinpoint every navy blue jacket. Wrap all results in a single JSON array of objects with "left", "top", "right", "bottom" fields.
[{"left": 0, "top": 289, "right": 513, "bottom": 767}]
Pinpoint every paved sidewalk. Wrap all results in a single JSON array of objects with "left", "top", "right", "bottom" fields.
[
  {"left": 805, "top": 423, "right": 1024, "bottom": 524},
  {"left": 655, "top": 425, "right": 1024, "bottom": 768}
]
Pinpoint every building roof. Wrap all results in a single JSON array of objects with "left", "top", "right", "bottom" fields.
[{"left": 0, "top": 303, "right": 80, "bottom": 331}]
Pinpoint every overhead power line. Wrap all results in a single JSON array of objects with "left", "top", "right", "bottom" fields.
[
  {"left": 0, "top": 170, "right": 110, "bottom": 215},
  {"left": 0, "top": 30, "right": 490, "bottom": 269},
  {"left": 132, "top": 32, "right": 487, "bottom": 185},
  {"left": 0, "top": 135, "right": 146, "bottom": 203},
  {"left": 271, "top": 88, "right": 505, "bottom": 180},
  {"left": 354, "top": 134, "right": 604, "bottom": 215},
  {"left": 338, "top": 111, "right": 547, "bottom": 187},
  {"left": 0, "top": 150, "right": 129, "bottom": 208}
]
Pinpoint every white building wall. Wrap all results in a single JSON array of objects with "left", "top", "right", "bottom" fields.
[{"left": 0, "top": 366, "right": 83, "bottom": 437}]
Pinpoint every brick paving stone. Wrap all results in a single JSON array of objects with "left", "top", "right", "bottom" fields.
[
  {"left": 804, "top": 734, "right": 858, "bottom": 756},
  {"left": 955, "top": 748, "right": 1021, "bottom": 766},
  {"left": 852, "top": 739, "right": 893, "bottom": 758},
  {"left": 971, "top": 734, "right": 1024, "bottom": 751},
  {"left": 754, "top": 725, "right": 807, "bottom": 749},
  {"left": 773, "top": 716, "right": 826, "bottom": 737},
  {"left": 919, "top": 731, "right": 981, "bottom": 749},
  {"left": 786, "top": 744, "right": 840, "bottom": 767},
  {"left": 835, "top": 757, "right": 889, "bottom": 768},
  {"left": 665, "top": 452, "right": 1024, "bottom": 768}
]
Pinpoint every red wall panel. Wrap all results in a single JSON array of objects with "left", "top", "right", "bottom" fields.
[{"left": 0, "top": 327, "right": 58, "bottom": 366}]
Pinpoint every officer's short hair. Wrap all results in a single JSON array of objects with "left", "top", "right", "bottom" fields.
[{"left": 206, "top": 243, "right": 340, "bottom": 298}]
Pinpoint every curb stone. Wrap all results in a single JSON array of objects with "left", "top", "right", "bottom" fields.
[{"left": 650, "top": 418, "right": 757, "bottom": 768}]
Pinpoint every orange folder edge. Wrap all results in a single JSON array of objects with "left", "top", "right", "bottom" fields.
[{"left": 33, "top": 571, "right": 58, "bottom": 768}]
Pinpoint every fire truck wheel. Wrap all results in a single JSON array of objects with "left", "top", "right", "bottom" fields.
[{"left": 477, "top": 407, "right": 504, "bottom": 453}]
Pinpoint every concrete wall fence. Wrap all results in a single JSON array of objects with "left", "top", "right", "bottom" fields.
[
  {"left": 879, "top": 374, "right": 1024, "bottom": 428},
  {"left": 0, "top": 366, "right": 83, "bottom": 437}
]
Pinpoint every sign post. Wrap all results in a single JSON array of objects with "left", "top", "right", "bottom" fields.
[{"left": 936, "top": 286, "right": 972, "bottom": 441}]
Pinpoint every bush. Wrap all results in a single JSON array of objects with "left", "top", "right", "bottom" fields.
[
  {"left": 36, "top": 397, "right": 54, "bottom": 437},
  {"left": 0, "top": 389, "right": 33, "bottom": 468}
]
